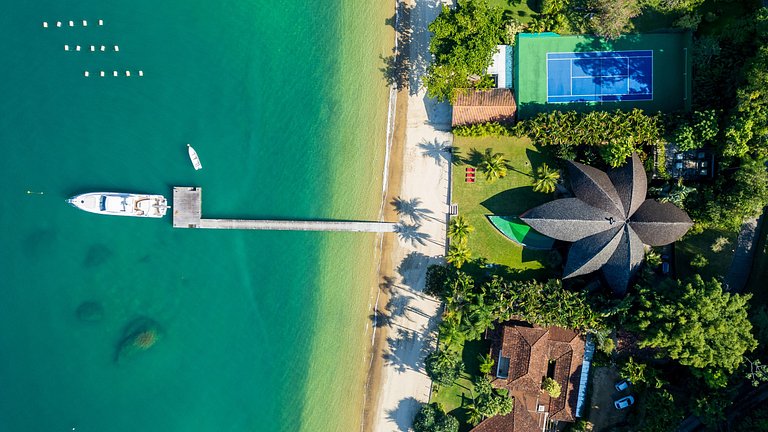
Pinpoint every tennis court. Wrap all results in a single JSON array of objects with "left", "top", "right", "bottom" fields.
[
  {"left": 547, "top": 50, "right": 653, "bottom": 103},
  {"left": 514, "top": 33, "right": 692, "bottom": 118}
]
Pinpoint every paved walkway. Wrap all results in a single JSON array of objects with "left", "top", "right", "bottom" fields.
[{"left": 724, "top": 212, "right": 764, "bottom": 292}]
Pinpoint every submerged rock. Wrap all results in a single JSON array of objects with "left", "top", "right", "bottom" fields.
[
  {"left": 114, "top": 317, "right": 163, "bottom": 363},
  {"left": 76, "top": 301, "right": 104, "bottom": 323}
]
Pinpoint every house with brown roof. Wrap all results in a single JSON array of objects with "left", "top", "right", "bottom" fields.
[
  {"left": 473, "top": 321, "right": 587, "bottom": 432},
  {"left": 451, "top": 45, "right": 517, "bottom": 127},
  {"left": 451, "top": 88, "right": 517, "bottom": 127}
]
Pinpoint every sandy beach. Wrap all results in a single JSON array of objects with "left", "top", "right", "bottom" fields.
[{"left": 363, "top": 0, "right": 454, "bottom": 430}]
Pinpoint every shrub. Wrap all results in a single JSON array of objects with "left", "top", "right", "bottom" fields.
[
  {"left": 425, "top": 350, "right": 464, "bottom": 387},
  {"left": 453, "top": 122, "right": 513, "bottom": 137},
  {"left": 691, "top": 254, "right": 709, "bottom": 268},
  {"left": 413, "top": 403, "right": 460, "bottom": 432},
  {"left": 541, "top": 377, "right": 562, "bottom": 398},
  {"left": 674, "top": 13, "right": 702, "bottom": 31},
  {"left": 711, "top": 236, "right": 730, "bottom": 253}
]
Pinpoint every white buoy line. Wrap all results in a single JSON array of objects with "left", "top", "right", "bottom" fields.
[
  {"left": 43, "top": 18, "right": 144, "bottom": 78},
  {"left": 42, "top": 19, "right": 102, "bottom": 28},
  {"left": 64, "top": 44, "right": 119, "bottom": 52},
  {"left": 84, "top": 70, "right": 144, "bottom": 78}
]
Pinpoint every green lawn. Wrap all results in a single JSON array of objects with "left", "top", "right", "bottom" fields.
[
  {"left": 451, "top": 136, "right": 553, "bottom": 276},
  {"left": 489, "top": 0, "right": 539, "bottom": 24},
  {"left": 430, "top": 339, "right": 491, "bottom": 432},
  {"left": 675, "top": 228, "right": 738, "bottom": 281}
]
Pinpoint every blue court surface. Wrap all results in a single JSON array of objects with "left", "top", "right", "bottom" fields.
[{"left": 547, "top": 50, "right": 653, "bottom": 103}]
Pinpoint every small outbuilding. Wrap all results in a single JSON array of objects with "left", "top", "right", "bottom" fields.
[{"left": 451, "top": 88, "right": 517, "bottom": 127}]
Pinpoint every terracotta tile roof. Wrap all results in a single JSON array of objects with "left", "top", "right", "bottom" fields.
[
  {"left": 472, "top": 397, "right": 540, "bottom": 432},
  {"left": 451, "top": 88, "right": 517, "bottom": 127},
  {"left": 487, "top": 321, "right": 586, "bottom": 426}
]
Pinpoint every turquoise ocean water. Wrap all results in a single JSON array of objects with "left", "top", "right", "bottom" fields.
[{"left": 0, "top": 1, "right": 392, "bottom": 431}]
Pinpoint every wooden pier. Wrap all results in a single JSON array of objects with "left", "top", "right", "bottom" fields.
[{"left": 172, "top": 187, "right": 398, "bottom": 232}]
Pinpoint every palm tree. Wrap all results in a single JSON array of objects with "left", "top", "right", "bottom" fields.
[
  {"left": 466, "top": 402, "right": 484, "bottom": 426},
  {"left": 532, "top": 163, "right": 560, "bottom": 194},
  {"left": 479, "top": 149, "right": 509, "bottom": 182},
  {"left": 446, "top": 241, "right": 471, "bottom": 268},
  {"left": 447, "top": 215, "right": 474, "bottom": 243}
]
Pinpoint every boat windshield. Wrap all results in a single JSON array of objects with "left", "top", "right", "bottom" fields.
[{"left": 99, "top": 196, "right": 107, "bottom": 211}]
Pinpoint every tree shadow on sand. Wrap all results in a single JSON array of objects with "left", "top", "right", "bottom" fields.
[
  {"left": 386, "top": 396, "right": 422, "bottom": 432},
  {"left": 380, "top": 1, "right": 440, "bottom": 95},
  {"left": 397, "top": 251, "right": 431, "bottom": 289},
  {"left": 392, "top": 196, "right": 434, "bottom": 224},
  {"left": 382, "top": 327, "right": 430, "bottom": 374},
  {"left": 418, "top": 138, "right": 452, "bottom": 165},
  {"left": 395, "top": 223, "right": 432, "bottom": 246}
]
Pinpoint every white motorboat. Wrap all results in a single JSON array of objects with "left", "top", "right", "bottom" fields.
[
  {"left": 67, "top": 192, "right": 169, "bottom": 218},
  {"left": 187, "top": 144, "right": 202, "bottom": 170}
]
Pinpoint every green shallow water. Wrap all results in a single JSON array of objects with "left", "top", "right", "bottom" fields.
[{"left": 0, "top": 1, "right": 392, "bottom": 431}]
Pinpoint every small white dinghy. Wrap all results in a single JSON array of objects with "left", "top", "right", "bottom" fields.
[{"left": 187, "top": 144, "right": 202, "bottom": 170}]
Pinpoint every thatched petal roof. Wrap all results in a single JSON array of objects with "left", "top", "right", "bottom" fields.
[
  {"left": 608, "top": 153, "right": 647, "bottom": 218},
  {"left": 567, "top": 161, "right": 625, "bottom": 217},
  {"left": 602, "top": 226, "right": 646, "bottom": 295},
  {"left": 629, "top": 199, "right": 694, "bottom": 246},
  {"left": 562, "top": 227, "right": 623, "bottom": 278},
  {"left": 520, "top": 198, "right": 616, "bottom": 242},
  {"left": 519, "top": 152, "right": 692, "bottom": 295}
]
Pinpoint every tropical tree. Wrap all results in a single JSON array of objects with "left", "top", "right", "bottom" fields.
[
  {"left": 447, "top": 215, "right": 474, "bottom": 243},
  {"left": 425, "top": 350, "right": 464, "bottom": 387},
  {"left": 479, "top": 149, "right": 509, "bottom": 181},
  {"left": 631, "top": 276, "right": 757, "bottom": 374},
  {"left": 541, "top": 377, "right": 562, "bottom": 398},
  {"left": 532, "top": 163, "right": 560, "bottom": 193},
  {"left": 590, "top": 0, "right": 641, "bottom": 39},
  {"left": 413, "top": 403, "right": 460, "bottom": 432},
  {"left": 424, "top": 0, "right": 505, "bottom": 102},
  {"left": 478, "top": 353, "right": 495, "bottom": 375},
  {"left": 472, "top": 376, "right": 514, "bottom": 419},
  {"left": 446, "top": 241, "right": 471, "bottom": 268},
  {"left": 466, "top": 403, "right": 484, "bottom": 426}
]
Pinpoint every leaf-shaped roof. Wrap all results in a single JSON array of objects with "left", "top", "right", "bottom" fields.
[{"left": 520, "top": 152, "right": 692, "bottom": 294}]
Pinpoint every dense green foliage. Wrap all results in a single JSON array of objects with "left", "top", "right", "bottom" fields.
[
  {"left": 453, "top": 122, "right": 513, "bottom": 137},
  {"left": 631, "top": 276, "right": 757, "bottom": 375},
  {"left": 424, "top": 0, "right": 505, "bottom": 102},
  {"left": 620, "top": 357, "right": 667, "bottom": 390},
  {"left": 517, "top": 109, "right": 662, "bottom": 166},
  {"left": 673, "top": 109, "right": 719, "bottom": 151},
  {"left": 470, "top": 376, "right": 513, "bottom": 422},
  {"left": 435, "top": 271, "right": 601, "bottom": 349},
  {"left": 589, "top": 0, "right": 641, "bottom": 39},
  {"left": 733, "top": 405, "right": 768, "bottom": 431},
  {"left": 688, "top": 157, "right": 768, "bottom": 231},
  {"left": 634, "top": 389, "right": 685, "bottom": 432},
  {"left": 425, "top": 350, "right": 465, "bottom": 387},
  {"left": 413, "top": 403, "right": 460, "bottom": 432}
]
